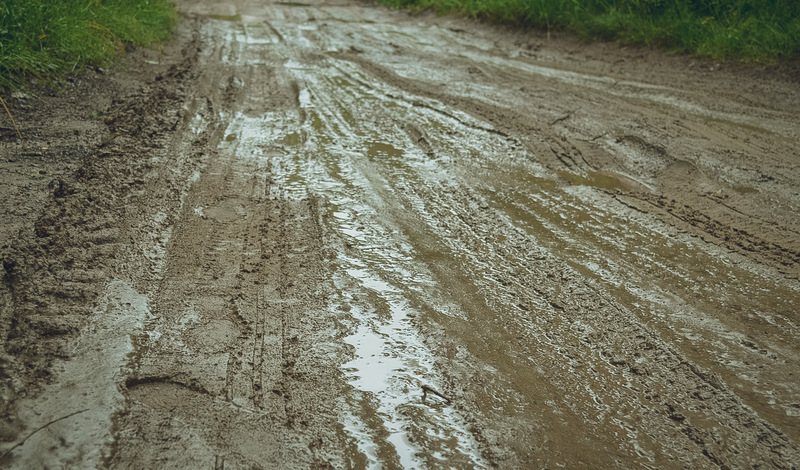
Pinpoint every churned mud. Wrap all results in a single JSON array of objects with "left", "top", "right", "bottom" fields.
[{"left": 1, "top": 0, "right": 799, "bottom": 468}]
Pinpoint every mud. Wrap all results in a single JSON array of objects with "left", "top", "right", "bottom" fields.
[{"left": 1, "top": 0, "right": 799, "bottom": 468}]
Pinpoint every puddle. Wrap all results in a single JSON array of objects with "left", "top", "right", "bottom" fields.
[
  {"left": 310, "top": 113, "right": 325, "bottom": 131},
  {"left": 367, "top": 141, "right": 404, "bottom": 160},
  {"left": 336, "top": 260, "right": 488, "bottom": 469},
  {"left": 298, "top": 88, "right": 314, "bottom": 107},
  {"left": 282, "top": 131, "right": 306, "bottom": 146},
  {"left": 732, "top": 185, "right": 759, "bottom": 194},
  {"left": 340, "top": 297, "right": 421, "bottom": 468},
  {"left": 219, "top": 111, "right": 283, "bottom": 161}
]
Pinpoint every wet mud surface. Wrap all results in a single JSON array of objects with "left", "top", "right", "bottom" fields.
[{"left": 2, "top": 0, "right": 800, "bottom": 467}]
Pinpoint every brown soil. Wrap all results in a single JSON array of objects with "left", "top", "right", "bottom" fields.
[{"left": 1, "top": 0, "right": 799, "bottom": 468}]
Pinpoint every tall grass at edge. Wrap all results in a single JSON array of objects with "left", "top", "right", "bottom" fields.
[
  {"left": 0, "top": 0, "right": 177, "bottom": 90},
  {"left": 379, "top": 0, "right": 800, "bottom": 61}
]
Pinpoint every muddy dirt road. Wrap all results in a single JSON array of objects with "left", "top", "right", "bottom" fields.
[{"left": 2, "top": 0, "right": 800, "bottom": 467}]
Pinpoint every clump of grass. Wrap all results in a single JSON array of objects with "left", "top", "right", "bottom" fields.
[
  {"left": 379, "top": 0, "right": 800, "bottom": 61},
  {"left": 0, "top": 0, "right": 177, "bottom": 90}
]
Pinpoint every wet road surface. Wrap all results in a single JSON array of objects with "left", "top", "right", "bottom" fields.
[{"left": 3, "top": 0, "right": 799, "bottom": 468}]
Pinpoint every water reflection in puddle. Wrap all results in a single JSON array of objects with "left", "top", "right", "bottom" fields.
[
  {"left": 336, "top": 257, "right": 487, "bottom": 469},
  {"left": 322, "top": 168, "right": 486, "bottom": 466}
]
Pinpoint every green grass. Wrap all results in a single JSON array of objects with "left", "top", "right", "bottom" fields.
[
  {"left": 378, "top": 0, "right": 800, "bottom": 61},
  {"left": 0, "top": 0, "right": 177, "bottom": 90}
]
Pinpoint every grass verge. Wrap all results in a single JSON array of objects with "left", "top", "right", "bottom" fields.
[
  {"left": 1, "top": 0, "right": 177, "bottom": 90},
  {"left": 378, "top": 0, "right": 800, "bottom": 61}
]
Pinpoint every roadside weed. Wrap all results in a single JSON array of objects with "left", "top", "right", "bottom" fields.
[
  {"left": 0, "top": 0, "right": 177, "bottom": 90},
  {"left": 378, "top": 0, "right": 800, "bottom": 61}
]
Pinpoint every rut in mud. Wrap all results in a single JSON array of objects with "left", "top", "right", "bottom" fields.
[{"left": 1, "top": 0, "right": 799, "bottom": 468}]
